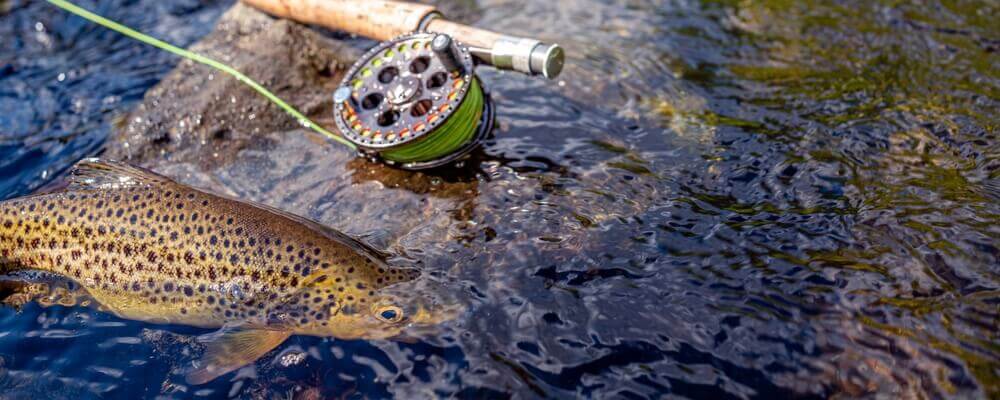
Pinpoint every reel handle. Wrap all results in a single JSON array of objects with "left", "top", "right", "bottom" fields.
[{"left": 240, "top": 0, "right": 564, "bottom": 78}]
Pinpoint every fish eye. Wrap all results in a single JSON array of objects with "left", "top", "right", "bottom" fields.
[{"left": 375, "top": 305, "right": 404, "bottom": 323}]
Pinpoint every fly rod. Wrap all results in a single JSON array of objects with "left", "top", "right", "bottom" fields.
[{"left": 240, "top": 0, "right": 565, "bottom": 79}]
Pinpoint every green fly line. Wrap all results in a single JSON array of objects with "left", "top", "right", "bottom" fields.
[
  {"left": 380, "top": 78, "right": 484, "bottom": 164},
  {"left": 45, "top": 0, "right": 357, "bottom": 150}
]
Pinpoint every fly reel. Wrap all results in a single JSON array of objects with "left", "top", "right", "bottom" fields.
[{"left": 332, "top": 32, "right": 494, "bottom": 170}]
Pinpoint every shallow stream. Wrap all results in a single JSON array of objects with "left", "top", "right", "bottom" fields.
[{"left": 1, "top": 0, "right": 997, "bottom": 398}]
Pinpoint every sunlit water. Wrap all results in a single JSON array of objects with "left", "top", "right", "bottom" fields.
[{"left": 1, "top": 0, "right": 997, "bottom": 398}]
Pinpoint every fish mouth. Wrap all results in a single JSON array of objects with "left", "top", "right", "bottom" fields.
[
  {"left": 378, "top": 279, "right": 467, "bottom": 339},
  {"left": 392, "top": 302, "right": 464, "bottom": 341}
]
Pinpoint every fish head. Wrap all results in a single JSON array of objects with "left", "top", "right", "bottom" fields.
[
  {"left": 321, "top": 275, "right": 463, "bottom": 340},
  {"left": 280, "top": 270, "right": 464, "bottom": 340}
]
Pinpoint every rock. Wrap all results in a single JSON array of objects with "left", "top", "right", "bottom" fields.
[
  {"left": 109, "top": 3, "right": 360, "bottom": 169},
  {"left": 105, "top": 1, "right": 661, "bottom": 248}
]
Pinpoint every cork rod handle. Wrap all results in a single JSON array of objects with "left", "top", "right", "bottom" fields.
[{"left": 240, "top": 0, "right": 436, "bottom": 41}]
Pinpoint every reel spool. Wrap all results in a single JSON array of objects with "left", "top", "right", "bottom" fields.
[{"left": 333, "top": 32, "right": 495, "bottom": 170}]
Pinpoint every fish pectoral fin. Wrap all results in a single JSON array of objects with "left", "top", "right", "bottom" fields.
[{"left": 185, "top": 326, "right": 292, "bottom": 385}]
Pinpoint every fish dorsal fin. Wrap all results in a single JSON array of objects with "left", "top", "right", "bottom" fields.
[
  {"left": 185, "top": 324, "right": 292, "bottom": 385},
  {"left": 67, "top": 158, "right": 175, "bottom": 191},
  {"left": 246, "top": 200, "right": 393, "bottom": 263}
]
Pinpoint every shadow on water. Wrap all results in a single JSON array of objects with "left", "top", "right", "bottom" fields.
[{"left": 0, "top": 0, "right": 998, "bottom": 398}]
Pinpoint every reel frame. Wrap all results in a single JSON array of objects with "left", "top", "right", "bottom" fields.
[{"left": 332, "top": 32, "right": 495, "bottom": 170}]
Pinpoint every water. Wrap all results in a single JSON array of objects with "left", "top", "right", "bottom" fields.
[{"left": 1, "top": 0, "right": 998, "bottom": 398}]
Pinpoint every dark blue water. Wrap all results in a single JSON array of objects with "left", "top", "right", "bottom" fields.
[
  {"left": 0, "top": 0, "right": 232, "bottom": 198},
  {"left": 1, "top": 0, "right": 998, "bottom": 399}
]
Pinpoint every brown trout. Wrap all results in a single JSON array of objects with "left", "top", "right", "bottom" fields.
[{"left": 0, "top": 159, "right": 458, "bottom": 383}]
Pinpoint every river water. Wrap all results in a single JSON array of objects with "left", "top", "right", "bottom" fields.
[{"left": 1, "top": 0, "right": 997, "bottom": 398}]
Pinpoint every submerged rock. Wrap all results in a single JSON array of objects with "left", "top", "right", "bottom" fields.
[{"left": 102, "top": 2, "right": 668, "bottom": 396}]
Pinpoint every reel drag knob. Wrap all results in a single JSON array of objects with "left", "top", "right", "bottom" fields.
[
  {"left": 431, "top": 34, "right": 463, "bottom": 74},
  {"left": 332, "top": 32, "right": 494, "bottom": 170}
]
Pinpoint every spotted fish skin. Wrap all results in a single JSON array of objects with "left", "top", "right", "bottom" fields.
[{"left": 0, "top": 160, "right": 437, "bottom": 338}]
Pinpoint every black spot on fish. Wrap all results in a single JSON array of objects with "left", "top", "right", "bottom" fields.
[
  {"left": 164, "top": 282, "right": 174, "bottom": 292},
  {"left": 210, "top": 235, "right": 218, "bottom": 245},
  {"left": 183, "top": 286, "right": 193, "bottom": 296}
]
